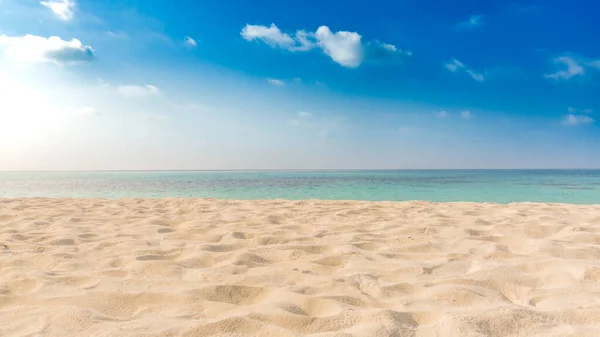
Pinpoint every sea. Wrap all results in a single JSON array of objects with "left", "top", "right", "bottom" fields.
[{"left": 0, "top": 170, "right": 599, "bottom": 204}]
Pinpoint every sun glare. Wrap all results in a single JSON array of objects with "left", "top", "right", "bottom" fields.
[{"left": 0, "top": 77, "right": 71, "bottom": 148}]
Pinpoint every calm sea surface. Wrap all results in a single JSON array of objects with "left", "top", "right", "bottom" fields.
[{"left": 1, "top": 170, "right": 599, "bottom": 204}]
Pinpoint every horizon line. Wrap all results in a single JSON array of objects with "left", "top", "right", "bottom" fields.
[{"left": 2, "top": 168, "right": 600, "bottom": 173}]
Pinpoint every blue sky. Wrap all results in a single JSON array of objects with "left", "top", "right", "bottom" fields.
[{"left": 0, "top": 0, "right": 599, "bottom": 169}]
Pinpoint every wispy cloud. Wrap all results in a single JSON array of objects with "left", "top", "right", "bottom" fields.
[
  {"left": 568, "top": 107, "right": 594, "bottom": 114},
  {"left": 588, "top": 60, "right": 600, "bottom": 69},
  {"left": 544, "top": 56, "right": 585, "bottom": 80},
  {"left": 241, "top": 23, "right": 407, "bottom": 68},
  {"left": 289, "top": 111, "right": 311, "bottom": 126},
  {"left": 445, "top": 59, "right": 464, "bottom": 72},
  {"left": 560, "top": 107, "right": 594, "bottom": 125},
  {"left": 40, "top": 0, "right": 75, "bottom": 21},
  {"left": 456, "top": 15, "right": 484, "bottom": 29},
  {"left": 378, "top": 42, "right": 397, "bottom": 52},
  {"left": 0, "top": 34, "right": 93, "bottom": 65},
  {"left": 563, "top": 114, "right": 594, "bottom": 126},
  {"left": 544, "top": 55, "right": 600, "bottom": 80},
  {"left": 117, "top": 85, "right": 160, "bottom": 97},
  {"left": 562, "top": 106, "right": 595, "bottom": 126},
  {"left": 366, "top": 41, "right": 412, "bottom": 61},
  {"left": 184, "top": 36, "right": 197, "bottom": 47},
  {"left": 107, "top": 31, "right": 129, "bottom": 39},
  {"left": 267, "top": 78, "right": 285, "bottom": 86},
  {"left": 241, "top": 23, "right": 296, "bottom": 48},
  {"left": 465, "top": 69, "right": 484, "bottom": 82},
  {"left": 444, "top": 58, "right": 485, "bottom": 82},
  {"left": 434, "top": 110, "right": 474, "bottom": 119}
]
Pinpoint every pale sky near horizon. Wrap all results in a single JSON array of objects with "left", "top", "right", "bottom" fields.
[{"left": 1, "top": 0, "right": 599, "bottom": 170}]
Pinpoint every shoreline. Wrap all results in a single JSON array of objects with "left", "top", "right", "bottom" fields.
[
  {"left": 2, "top": 197, "right": 600, "bottom": 206},
  {"left": 2, "top": 198, "right": 600, "bottom": 336}
]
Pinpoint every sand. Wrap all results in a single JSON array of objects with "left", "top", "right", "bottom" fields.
[{"left": 1, "top": 198, "right": 600, "bottom": 336}]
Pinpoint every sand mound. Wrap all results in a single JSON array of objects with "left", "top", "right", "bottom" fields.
[{"left": 1, "top": 198, "right": 600, "bottom": 336}]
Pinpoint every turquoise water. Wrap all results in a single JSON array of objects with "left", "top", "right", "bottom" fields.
[{"left": 0, "top": 170, "right": 599, "bottom": 204}]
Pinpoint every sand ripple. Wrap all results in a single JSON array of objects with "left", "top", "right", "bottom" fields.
[{"left": 1, "top": 198, "right": 600, "bottom": 336}]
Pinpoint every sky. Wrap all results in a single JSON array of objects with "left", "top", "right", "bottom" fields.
[{"left": 0, "top": 0, "right": 599, "bottom": 170}]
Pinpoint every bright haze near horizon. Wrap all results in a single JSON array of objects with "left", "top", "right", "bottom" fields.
[{"left": 0, "top": 0, "right": 599, "bottom": 170}]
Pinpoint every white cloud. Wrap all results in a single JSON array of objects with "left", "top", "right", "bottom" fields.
[
  {"left": 437, "top": 110, "right": 448, "bottom": 118},
  {"left": 241, "top": 23, "right": 406, "bottom": 68},
  {"left": 0, "top": 34, "right": 93, "bottom": 64},
  {"left": 117, "top": 85, "right": 160, "bottom": 97},
  {"left": 298, "top": 111, "right": 312, "bottom": 117},
  {"left": 184, "top": 36, "right": 197, "bottom": 47},
  {"left": 456, "top": 15, "right": 484, "bottom": 29},
  {"left": 584, "top": 109, "right": 593, "bottom": 114},
  {"left": 314, "top": 26, "right": 363, "bottom": 68},
  {"left": 40, "top": 0, "right": 75, "bottom": 21},
  {"left": 545, "top": 56, "right": 585, "bottom": 80},
  {"left": 267, "top": 78, "right": 285, "bottom": 86},
  {"left": 379, "top": 42, "right": 397, "bottom": 52},
  {"left": 460, "top": 110, "right": 472, "bottom": 119},
  {"left": 241, "top": 24, "right": 295, "bottom": 48},
  {"left": 568, "top": 107, "right": 576, "bottom": 113},
  {"left": 445, "top": 59, "right": 485, "bottom": 82},
  {"left": 564, "top": 114, "right": 594, "bottom": 126}
]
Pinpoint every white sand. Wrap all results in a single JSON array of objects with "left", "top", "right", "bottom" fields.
[{"left": 1, "top": 198, "right": 600, "bottom": 336}]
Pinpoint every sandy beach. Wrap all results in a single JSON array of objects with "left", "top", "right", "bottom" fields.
[{"left": 1, "top": 198, "right": 600, "bottom": 336}]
